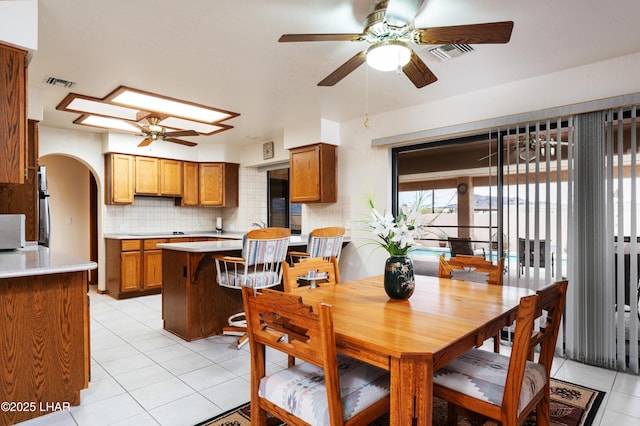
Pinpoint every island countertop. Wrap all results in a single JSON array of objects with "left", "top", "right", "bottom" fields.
[{"left": 0, "top": 243, "right": 97, "bottom": 279}]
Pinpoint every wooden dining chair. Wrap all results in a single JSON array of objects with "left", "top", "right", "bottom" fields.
[
  {"left": 242, "top": 287, "right": 390, "bottom": 426},
  {"left": 282, "top": 255, "right": 340, "bottom": 292},
  {"left": 439, "top": 254, "right": 505, "bottom": 352},
  {"left": 214, "top": 227, "right": 290, "bottom": 349},
  {"left": 433, "top": 280, "right": 568, "bottom": 426},
  {"left": 288, "top": 226, "right": 345, "bottom": 264}
]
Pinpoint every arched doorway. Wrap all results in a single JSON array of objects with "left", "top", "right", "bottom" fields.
[{"left": 39, "top": 154, "right": 99, "bottom": 285}]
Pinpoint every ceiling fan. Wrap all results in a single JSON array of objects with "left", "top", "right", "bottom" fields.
[
  {"left": 479, "top": 134, "right": 569, "bottom": 162},
  {"left": 278, "top": 0, "right": 514, "bottom": 88},
  {"left": 134, "top": 117, "right": 200, "bottom": 147}
]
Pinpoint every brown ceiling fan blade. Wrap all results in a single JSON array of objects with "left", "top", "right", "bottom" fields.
[
  {"left": 412, "top": 21, "right": 514, "bottom": 45},
  {"left": 165, "top": 138, "right": 198, "bottom": 147},
  {"left": 318, "top": 50, "right": 367, "bottom": 86},
  {"left": 165, "top": 129, "right": 199, "bottom": 137},
  {"left": 138, "top": 138, "right": 153, "bottom": 147},
  {"left": 278, "top": 33, "right": 364, "bottom": 42},
  {"left": 403, "top": 51, "right": 438, "bottom": 88}
]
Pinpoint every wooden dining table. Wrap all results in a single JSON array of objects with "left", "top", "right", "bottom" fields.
[{"left": 289, "top": 274, "right": 533, "bottom": 425}]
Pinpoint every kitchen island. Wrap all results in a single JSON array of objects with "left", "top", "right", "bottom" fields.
[
  {"left": 158, "top": 236, "right": 308, "bottom": 341},
  {"left": 0, "top": 244, "right": 96, "bottom": 425}
]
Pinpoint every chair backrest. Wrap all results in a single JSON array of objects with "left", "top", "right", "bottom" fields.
[
  {"left": 282, "top": 256, "right": 340, "bottom": 292},
  {"left": 448, "top": 237, "right": 474, "bottom": 256},
  {"left": 529, "top": 280, "right": 569, "bottom": 377},
  {"left": 518, "top": 238, "right": 547, "bottom": 267},
  {"left": 217, "top": 227, "right": 290, "bottom": 289},
  {"left": 502, "top": 280, "right": 568, "bottom": 418},
  {"left": 307, "top": 226, "right": 345, "bottom": 260},
  {"left": 242, "top": 227, "right": 291, "bottom": 266},
  {"left": 242, "top": 287, "right": 346, "bottom": 423},
  {"left": 440, "top": 254, "right": 505, "bottom": 285}
]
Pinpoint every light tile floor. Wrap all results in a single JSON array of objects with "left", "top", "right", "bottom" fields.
[{"left": 15, "top": 286, "right": 640, "bottom": 426}]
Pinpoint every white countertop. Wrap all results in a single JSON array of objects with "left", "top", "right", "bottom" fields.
[
  {"left": 157, "top": 235, "right": 308, "bottom": 253},
  {"left": 0, "top": 244, "right": 97, "bottom": 279},
  {"left": 104, "top": 231, "right": 246, "bottom": 240}
]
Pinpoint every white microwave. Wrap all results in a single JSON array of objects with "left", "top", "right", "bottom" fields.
[{"left": 0, "top": 214, "right": 26, "bottom": 250}]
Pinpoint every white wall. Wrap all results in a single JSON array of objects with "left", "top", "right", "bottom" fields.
[
  {"left": 38, "top": 51, "right": 640, "bottom": 285},
  {"left": 0, "top": 0, "right": 37, "bottom": 51}
]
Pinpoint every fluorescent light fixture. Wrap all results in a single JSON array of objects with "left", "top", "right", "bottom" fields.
[
  {"left": 56, "top": 85, "right": 239, "bottom": 137},
  {"left": 58, "top": 95, "right": 140, "bottom": 120},
  {"left": 366, "top": 40, "right": 411, "bottom": 72},
  {"left": 76, "top": 115, "right": 140, "bottom": 133},
  {"left": 110, "top": 88, "right": 234, "bottom": 123},
  {"left": 160, "top": 116, "right": 230, "bottom": 135}
]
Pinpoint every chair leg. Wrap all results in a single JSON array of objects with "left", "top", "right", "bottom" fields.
[{"left": 236, "top": 333, "right": 249, "bottom": 349}]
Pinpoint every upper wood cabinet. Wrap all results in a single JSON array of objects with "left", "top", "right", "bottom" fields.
[
  {"left": 178, "top": 161, "right": 199, "bottom": 206},
  {"left": 135, "top": 156, "right": 160, "bottom": 195},
  {"left": 199, "top": 162, "right": 239, "bottom": 207},
  {"left": 160, "top": 159, "right": 182, "bottom": 196},
  {"left": 105, "top": 153, "right": 135, "bottom": 204},
  {"left": 0, "top": 43, "right": 27, "bottom": 184},
  {"left": 290, "top": 142, "right": 337, "bottom": 203}
]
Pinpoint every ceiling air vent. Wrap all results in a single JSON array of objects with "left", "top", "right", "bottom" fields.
[
  {"left": 45, "top": 77, "right": 76, "bottom": 88},
  {"left": 426, "top": 44, "right": 474, "bottom": 62}
]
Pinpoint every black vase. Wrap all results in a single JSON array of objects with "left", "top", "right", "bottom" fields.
[{"left": 383, "top": 256, "right": 415, "bottom": 299}]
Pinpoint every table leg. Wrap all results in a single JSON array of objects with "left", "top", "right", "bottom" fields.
[{"left": 390, "top": 354, "right": 432, "bottom": 425}]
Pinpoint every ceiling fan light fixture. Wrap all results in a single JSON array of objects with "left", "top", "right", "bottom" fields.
[{"left": 366, "top": 40, "right": 411, "bottom": 72}]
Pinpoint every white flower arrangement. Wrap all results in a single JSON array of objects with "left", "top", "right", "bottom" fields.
[{"left": 366, "top": 195, "right": 424, "bottom": 256}]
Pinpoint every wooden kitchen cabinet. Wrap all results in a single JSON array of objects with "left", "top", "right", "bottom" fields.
[
  {"left": 199, "top": 162, "right": 239, "bottom": 207},
  {"left": 0, "top": 43, "right": 27, "bottom": 184},
  {"left": 106, "top": 237, "right": 192, "bottom": 299},
  {"left": 143, "top": 239, "right": 169, "bottom": 289},
  {"left": 178, "top": 161, "right": 199, "bottom": 206},
  {"left": 105, "top": 153, "right": 134, "bottom": 204},
  {"left": 160, "top": 159, "right": 182, "bottom": 196},
  {"left": 120, "top": 240, "right": 142, "bottom": 292},
  {"left": 289, "top": 142, "right": 337, "bottom": 203},
  {"left": 135, "top": 156, "right": 160, "bottom": 195}
]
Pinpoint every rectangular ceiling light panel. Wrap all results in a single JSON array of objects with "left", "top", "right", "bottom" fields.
[
  {"left": 110, "top": 88, "right": 235, "bottom": 124},
  {"left": 160, "top": 116, "right": 230, "bottom": 135},
  {"left": 76, "top": 115, "right": 141, "bottom": 133},
  {"left": 57, "top": 94, "right": 141, "bottom": 120}
]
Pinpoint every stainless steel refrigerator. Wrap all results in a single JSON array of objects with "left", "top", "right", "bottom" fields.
[{"left": 38, "top": 165, "right": 51, "bottom": 247}]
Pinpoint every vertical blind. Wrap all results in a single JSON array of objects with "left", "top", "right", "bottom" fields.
[{"left": 499, "top": 109, "right": 640, "bottom": 373}]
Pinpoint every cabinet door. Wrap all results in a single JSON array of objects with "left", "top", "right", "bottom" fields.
[
  {"left": 120, "top": 251, "right": 141, "bottom": 292},
  {"left": 143, "top": 250, "right": 164, "bottom": 289},
  {"left": 106, "top": 153, "right": 134, "bottom": 204},
  {"left": 199, "top": 163, "right": 223, "bottom": 206},
  {"left": 290, "top": 145, "right": 322, "bottom": 202},
  {"left": 160, "top": 159, "right": 182, "bottom": 196},
  {"left": 180, "top": 161, "right": 199, "bottom": 206},
  {"left": 135, "top": 156, "right": 160, "bottom": 195},
  {"left": 290, "top": 143, "right": 337, "bottom": 203},
  {"left": 0, "top": 43, "right": 27, "bottom": 184}
]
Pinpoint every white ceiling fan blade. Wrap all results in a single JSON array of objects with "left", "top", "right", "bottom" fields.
[{"left": 385, "top": 0, "right": 425, "bottom": 26}]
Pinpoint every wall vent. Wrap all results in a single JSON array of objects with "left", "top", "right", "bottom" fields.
[
  {"left": 45, "top": 77, "right": 76, "bottom": 88},
  {"left": 426, "top": 44, "right": 474, "bottom": 62}
]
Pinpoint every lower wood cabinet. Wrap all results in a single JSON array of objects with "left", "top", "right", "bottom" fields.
[
  {"left": 106, "top": 237, "right": 207, "bottom": 299},
  {"left": 0, "top": 270, "right": 89, "bottom": 424}
]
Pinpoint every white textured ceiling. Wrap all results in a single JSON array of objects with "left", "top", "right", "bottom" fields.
[{"left": 28, "top": 0, "right": 640, "bottom": 147}]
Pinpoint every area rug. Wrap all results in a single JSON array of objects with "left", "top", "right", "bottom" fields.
[{"left": 196, "top": 378, "right": 605, "bottom": 426}]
